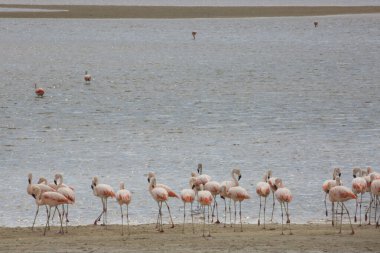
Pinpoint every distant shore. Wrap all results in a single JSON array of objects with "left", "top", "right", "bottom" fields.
[
  {"left": 0, "top": 5, "right": 380, "bottom": 18},
  {"left": 1, "top": 223, "right": 379, "bottom": 252}
]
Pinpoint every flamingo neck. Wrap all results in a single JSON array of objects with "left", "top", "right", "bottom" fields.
[{"left": 232, "top": 171, "right": 239, "bottom": 186}]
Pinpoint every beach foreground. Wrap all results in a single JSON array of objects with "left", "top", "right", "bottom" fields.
[
  {"left": 1, "top": 224, "right": 379, "bottom": 252},
  {"left": 0, "top": 5, "right": 380, "bottom": 18}
]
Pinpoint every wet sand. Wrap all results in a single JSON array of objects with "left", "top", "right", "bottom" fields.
[
  {"left": 1, "top": 223, "right": 379, "bottom": 252},
  {"left": 0, "top": 5, "right": 380, "bottom": 18}
]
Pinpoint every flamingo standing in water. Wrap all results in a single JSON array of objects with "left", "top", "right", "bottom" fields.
[
  {"left": 365, "top": 167, "right": 380, "bottom": 224},
  {"left": 148, "top": 176, "right": 171, "bottom": 232},
  {"left": 116, "top": 182, "right": 132, "bottom": 235},
  {"left": 91, "top": 176, "right": 115, "bottom": 226},
  {"left": 351, "top": 168, "right": 367, "bottom": 225},
  {"left": 274, "top": 178, "right": 293, "bottom": 235},
  {"left": 370, "top": 174, "right": 380, "bottom": 227},
  {"left": 256, "top": 171, "right": 271, "bottom": 228},
  {"left": 267, "top": 170, "right": 278, "bottom": 222},
  {"left": 322, "top": 167, "right": 341, "bottom": 225},
  {"left": 84, "top": 71, "right": 91, "bottom": 84},
  {"left": 34, "top": 83, "right": 45, "bottom": 97},
  {"left": 27, "top": 173, "right": 55, "bottom": 230},
  {"left": 329, "top": 176, "right": 356, "bottom": 234},
  {"left": 204, "top": 180, "right": 221, "bottom": 223},
  {"left": 197, "top": 184, "right": 213, "bottom": 237},
  {"left": 314, "top": 21, "right": 319, "bottom": 27},
  {"left": 192, "top": 31, "right": 197, "bottom": 40},
  {"left": 220, "top": 168, "right": 241, "bottom": 227},
  {"left": 147, "top": 172, "right": 177, "bottom": 228},
  {"left": 180, "top": 177, "right": 196, "bottom": 233},
  {"left": 31, "top": 185, "right": 72, "bottom": 235},
  {"left": 226, "top": 183, "right": 250, "bottom": 232},
  {"left": 54, "top": 173, "right": 75, "bottom": 232}
]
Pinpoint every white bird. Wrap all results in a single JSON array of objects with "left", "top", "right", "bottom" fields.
[
  {"left": 116, "top": 182, "right": 132, "bottom": 235},
  {"left": 220, "top": 168, "right": 241, "bottom": 227}
]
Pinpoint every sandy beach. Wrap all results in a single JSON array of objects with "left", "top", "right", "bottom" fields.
[
  {"left": 0, "top": 5, "right": 380, "bottom": 18},
  {"left": 1, "top": 223, "right": 379, "bottom": 252}
]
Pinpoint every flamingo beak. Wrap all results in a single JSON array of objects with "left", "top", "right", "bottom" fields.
[
  {"left": 353, "top": 175, "right": 356, "bottom": 178},
  {"left": 91, "top": 185, "right": 93, "bottom": 189},
  {"left": 339, "top": 173, "right": 341, "bottom": 177},
  {"left": 147, "top": 178, "right": 150, "bottom": 183},
  {"left": 28, "top": 179, "right": 31, "bottom": 184},
  {"left": 192, "top": 184, "right": 195, "bottom": 189},
  {"left": 54, "top": 180, "right": 57, "bottom": 185},
  {"left": 238, "top": 175, "right": 242, "bottom": 181},
  {"left": 32, "top": 194, "right": 36, "bottom": 199}
]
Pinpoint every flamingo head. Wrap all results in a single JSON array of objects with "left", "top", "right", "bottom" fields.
[
  {"left": 352, "top": 167, "right": 361, "bottom": 178},
  {"left": 119, "top": 182, "right": 125, "bottom": 190},
  {"left": 37, "top": 177, "right": 47, "bottom": 184},
  {"left": 147, "top": 172, "right": 155, "bottom": 182},
  {"left": 197, "top": 163, "right": 202, "bottom": 174},
  {"left": 28, "top": 173, "right": 32, "bottom": 184}
]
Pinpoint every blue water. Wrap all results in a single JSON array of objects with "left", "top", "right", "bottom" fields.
[{"left": 0, "top": 13, "right": 379, "bottom": 227}]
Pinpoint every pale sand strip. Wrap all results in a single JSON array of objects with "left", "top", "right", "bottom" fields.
[
  {"left": 1, "top": 224, "right": 379, "bottom": 252},
  {"left": 0, "top": 5, "right": 380, "bottom": 18}
]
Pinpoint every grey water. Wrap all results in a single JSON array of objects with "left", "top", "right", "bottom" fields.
[{"left": 0, "top": 13, "right": 380, "bottom": 227}]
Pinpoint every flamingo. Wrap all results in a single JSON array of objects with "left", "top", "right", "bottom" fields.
[
  {"left": 197, "top": 184, "right": 213, "bottom": 237},
  {"left": 267, "top": 170, "right": 278, "bottom": 222},
  {"left": 365, "top": 167, "right": 380, "bottom": 224},
  {"left": 27, "top": 173, "right": 55, "bottom": 230},
  {"left": 31, "top": 185, "right": 72, "bottom": 235},
  {"left": 322, "top": 167, "right": 341, "bottom": 220},
  {"left": 226, "top": 183, "right": 250, "bottom": 232},
  {"left": 351, "top": 168, "right": 367, "bottom": 225},
  {"left": 34, "top": 83, "right": 45, "bottom": 97},
  {"left": 314, "top": 21, "right": 318, "bottom": 27},
  {"left": 147, "top": 172, "right": 176, "bottom": 228},
  {"left": 274, "top": 178, "right": 293, "bottom": 235},
  {"left": 148, "top": 176, "right": 171, "bottom": 232},
  {"left": 370, "top": 174, "right": 380, "bottom": 227},
  {"left": 204, "top": 180, "right": 221, "bottom": 223},
  {"left": 256, "top": 171, "right": 271, "bottom": 228},
  {"left": 54, "top": 173, "right": 75, "bottom": 232},
  {"left": 37, "top": 177, "right": 58, "bottom": 190},
  {"left": 329, "top": 176, "right": 356, "bottom": 234},
  {"left": 91, "top": 176, "right": 115, "bottom": 226},
  {"left": 220, "top": 168, "right": 241, "bottom": 227},
  {"left": 192, "top": 31, "right": 197, "bottom": 40},
  {"left": 116, "top": 182, "right": 132, "bottom": 235},
  {"left": 84, "top": 71, "right": 91, "bottom": 83},
  {"left": 180, "top": 177, "right": 196, "bottom": 234}
]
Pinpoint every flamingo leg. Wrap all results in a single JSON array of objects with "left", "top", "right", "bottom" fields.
[
  {"left": 159, "top": 202, "right": 163, "bottom": 232},
  {"left": 207, "top": 205, "right": 211, "bottom": 237},
  {"left": 331, "top": 202, "right": 335, "bottom": 227},
  {"left": 44, "top": 207, "right": 52, "bottom": 236},
  {"left": 342, "top": 202, "right": 355, "bottom": 234},
  {"left": 164, "top": 201, "right": 175, "bottom": 228},
  {"left": 339, "top": 203, "right": 343, "bottom": 233},
  {"left": 223, "top": 197, "right": 227, "bottom": 227},
  {"left": 94, "top": 198, "right": 105, "bottom": 225},
  {"left": 120, "top": 205, "right": 124, "bottom": 236},
  {"left": 263, "top": 196, "right": 267, "bottom": 229},
  {"left": 127, "top": 205, "right": 130, "bottom": 235},
  {"left": 233, "top": 200, "right": 237, "bottom": 232},
  {"left": 202, "top": 205, "right": 206, "bottom": 237},
  {"left": 191, "top": 202, "right": 194, "bottom": 234},
  {"left": 258, "top": 196, "right": 262, "bottom": 226},
  {"left": 31, "top": 205, "right": 40, "bottom": 230},
  {"left": 229, "top": 198, "right": 232, "bottom": 227},
  {"left": 354, "top": 195, "right": 358, "bottom": 223},
  {"left": 155, "top": 202, "right": 160, "bottom": 229},
  {"left": 215, "top": 197, "right": 220, "bottom": 223},
  {"left": 286, "top": 202, "right": 292, "bottom": 235},
  {"left": 239, "top": 201, "right": 243, "bottom": 232},
  {"left": 60, "top": 205, "right": 65, "bottom": 234},
  {"left": 51, "top": 206, "right": 58, "bottom": 222},
  {"left": 375, "top": 196, "right": 379, "bottom": 228},
  {"left": 324, "top": 193, "right": 328, "bottom": 217},
  {"left": 271, "top": 191, "right": 275, "bottom": 222},
  {"left": 359, "top": 194, "right": 363, "bottom": 226},
  {"left": 280, "top": 202, "right": 284, "bottom": 235},
  {"left": 182, "top": 202, "right": 186, "bottom": 234}
]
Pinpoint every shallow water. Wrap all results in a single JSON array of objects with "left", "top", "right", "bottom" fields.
[{"left": 0, "top": 14, "right": 379, "bottom": 227}]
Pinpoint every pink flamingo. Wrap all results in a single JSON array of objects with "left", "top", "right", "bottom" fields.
[
  {"left": 274, "top": 178, "right": 293, "bottom": 235},
  {"left": 180, "top": 177, "right": 196, "bottom": 233},
  {"left": 148, "top": 176, "right": 171, "bottom": 232},
  {"left": 256, "top": 171, "right": 271, "bottom": 228},
  {"left": 370, "top": 174, "right": 380, "bottom": 227},
  {"left": 322, "top": 167, "right": 341, "bottom": 219},
  {"left": 365, "top": 167, "right": 380, "bottom": 224},
  {"left": 34, "top": 83, "right": 45, "bottom": 97},
  {"left": 329, "top": 176, "right": 356, "bottom": 234},
  {"left": 116, "top": 182, "right": 132, "bottom": 235},
  {"left": 84, "top": 71, "right": 91, "bottom": 83},
  {"left": 351, "top": 168, "right": 367, "bottom": 225},
  {"left": 27, "top": 173, "right": 55, "bottom": 230},
  {"left": 31, "top": 185, "right": 72, "bottom": 235},
  {"left": 204, "top": 180, "right": 221, "bottom": 223},
  {"left": 226, "top": 183, "right": 250, "bottom": 232},
  {"left": 147, "top": 172, "right": 176, "bottom": 228},
  {"left": 220, "top": 168, "right": 241, "bottom": 227},
  {"left": 91, "top": 176, "right": 115, "bottom": 226},
  {"left": 196, "top": 163, "right": 212, "bottom": 184},
  {"left": 197, "top": 184, "right": 213, "bottom": 237},
  {"left": 54, "top": 173, "right": 75, "bottom": 231}
]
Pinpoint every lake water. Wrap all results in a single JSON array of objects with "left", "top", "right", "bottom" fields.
[{"left": 0, "top": 13, "right": 379, "bottom": 227}]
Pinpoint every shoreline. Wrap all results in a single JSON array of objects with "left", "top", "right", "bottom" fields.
[
  {"left": 1, "top": 224, "right": 380, "bottom": 252},
  {"left": 0, "top": 5, "right": 379, "bottom": 19}
]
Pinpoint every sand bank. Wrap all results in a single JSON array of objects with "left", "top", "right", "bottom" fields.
[
  {"left": 1, "top": 223, "right": 379, "bottom": 252},
  {"left": 0, "top": 5, "right": 380, "bottom": 18}
]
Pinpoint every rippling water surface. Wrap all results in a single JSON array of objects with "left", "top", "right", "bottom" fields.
[{"left": 0, "top": 14, "right": 380, "bottom": 227}]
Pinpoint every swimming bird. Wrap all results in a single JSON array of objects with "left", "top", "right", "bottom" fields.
[
  {"left": 351, "top": 168, "right": 367, "bottom": 225},
  {"left": 180, "top": 178, "right": 196, "bottom": 233},
  {"left": 84, "top": 71, "right": 91, "bottom": 84},
  {"left": 148, "top": 176, "right": 170, "bottom": 232},
  {"left": 220, "top": 168, "right": 241, "bottom": 227},
  {"left": 31, "top": 185, "right": 71, "bottom": 235},
  {"left": 274, "top": 178, "right": 293, "bottom": 235},
  {"left": 226, "top": 183, "right": 250, "bottom": 232},
  {"left": 329, "top": 176, "right": 356, "bottom": 234},
  {"left": 256, "top": 171, "right": 271, "bottom": 228},
  {"left": 91, "top": 176, "right": 115, "bottom": 226},
  {"left": 34, "top": 83, "right": 45, "bottom": 97},
  {"left": 116, "top": 182, "right": 132, "bottom": 235},
  {"left": 147, "top": 172, "right": 176, "bottom": 228},
  {"left": 197, "top": 184, "right": 213, "bottom": 237}
]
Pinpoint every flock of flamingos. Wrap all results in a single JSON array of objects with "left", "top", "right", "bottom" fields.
[
  {"left": 29, "top": 72, "right": 380, "bottom": 237},
  {"left": 27, "top": 164, "right": 380, "bottom": 237}
]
